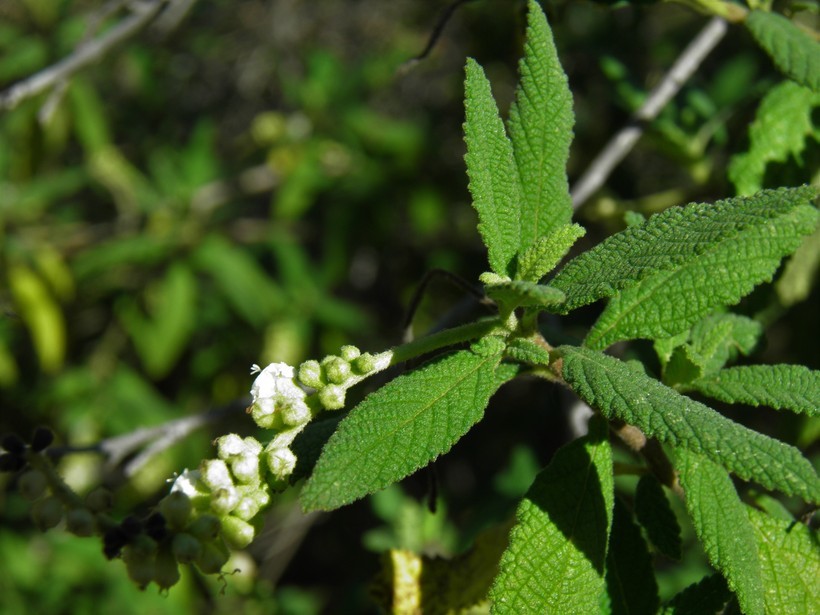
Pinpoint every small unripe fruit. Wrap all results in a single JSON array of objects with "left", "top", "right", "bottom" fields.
[
  {"left": 221, "top": 515, "right": 256, "bottom": 549},
  {"left": 19, "top": 470, "right": 48, "bottom": 501},
  {"left": 31, "top": 426, "right": 55, "bottom": 452},
  {"left": 159, "top": 492, "right": 193, "bottom": 530},
  {"left": 172, "top": 532, "right": 203, "bottom": 563},
  {"left": 297, "top": 360, "right": 324, "bottom": 389},
  {"left": 323, "top": 357, "right": 351, "bottom": 385},
  {"left": 32, "top": 495, "right": 64, "bottom": 530},
  {"left": 123, "top": 539, "right": 157, "bottom": 589},
  {"left": 144, "top": 512, "right": 168, "bottom": 541},
  {"left": 66, "top": 508, "right": 96, "bottom": 537},
  {"left": 195, "top": 538, "right": 230, "bottom": 574},
  {"left": 318, "top": 384, "right": 346, "bottom": 410}
]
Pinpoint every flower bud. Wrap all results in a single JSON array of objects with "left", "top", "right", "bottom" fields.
[
  {"left": 85, "top": 487, "right": 113, "bottom": 513},
  {"left": 170, "top": 469, "right": 209, "bottom": 506},
  {"left": 230, "top": 454, "right": 260, "bottom": 484},
  {"left": 340, "top": 345, "right": 361, "bottom": 361},
  {"left": 265, "top": 447, "right": 297, "bottom": 482},
  {"left": 201, "top": 459, "right": 233, "bottom": 491},
  {"left": 123, "top": 537, "right": 157, "bottom": 589},
  {"left": 153, "top": 546, "right": 181, "bottom": 590},
  {"left": 211, "top": 486, "right": 240, "bottom": 516},
  {"left": 232, "top": 495, "right": 262, "bottom": 521},
  {"left": 215, "top": 434, "right": 245, "bottom": 459},
  {"left": 279, "top": 399, "right": 311, "bottom": 427},
  {"left": 144, "top": 512, "right": 168, "bottom": 541},
  {"left": 297, "top": 360, "right": 324, "bottom": 389},
  {"left": 18, "top": 469, "right": 48, "bottom": 501},
  {"left": 66, "top": 508, "right": 96, "bottom": 537},
  {"left": 172, "top": 532, "right": 203, "bottom": 564},
  {"left": 323, "top": 357, "right": 351, "bottom": 385},
  {"left": 221, "top": 516, "right": 256, "bottom": 549},
  {"left": 250, "top": 363, "right": 310, "bottom": 429},
  {"left": 195, "top": 538, "right": 230, "bottom": 574},
  {"left": 188, "top": 514, "right": 222, "bottom": 541},
  {"left": 159, "top": 492, "right": 193, "bottom": 530},
  {"left": 318, "top": 384, "right": 346, "bottom": 410},
  {"left": 352, "top": 352, "right": 376, "bottom": 374},
  {"left": 32, "top": 495, "right": 64, "bottom": 530}
]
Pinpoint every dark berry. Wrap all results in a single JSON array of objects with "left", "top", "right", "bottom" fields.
[
  {"left": 31, "top": 427, "right": 55, "bottom": 452},
  {"left": 1, "top": 434, "right": 26, "bottom": 455}
]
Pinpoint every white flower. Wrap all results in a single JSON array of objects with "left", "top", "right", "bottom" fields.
[
  {"left": 170, "top": 469, "right": 206, "bottom": 498},
  {"left": 250, "top": 362, "right": 311, "bottom": 428}
]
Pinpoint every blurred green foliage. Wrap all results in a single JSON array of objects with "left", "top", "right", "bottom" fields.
[{"left": 0, "top": 0, "right": 817, "bottom": 612}]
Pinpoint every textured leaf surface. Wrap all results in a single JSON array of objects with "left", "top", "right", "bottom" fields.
[
  {"left": 585, "top": 200, "right": 817, "bottom": 349},
  {"left": 484, "top": 279, "right": 566, "bottom": 310},
  {"left": 605, "top": 498, "right": 659, "bottom": 615},
  {"left": 301, "top": 338, "right": 508, "bottom": 511},
  {"left": 660, "top": 574, "right": 731, "bottom": 615},
  {"left": 507, "top": 0, "right": 574, "bottom": 250},
  {"left": 551, "top": 186, "right": 818, "bottom": 314},
  {"left": 691, "top": 365, "right": 820, "bottom": 417},
  {"left": 729, "top": 81, "right": 820, "bottom": 195},
  {"left": 559, "top": 346, "right": 820, "bottom": 503},
  {"left": 746, "top": 11, "right": 820, "bottom": 92},
  {"left": 464, "top": 59, "right": 521, "bottom": 276},
  {"left": 490, "top": 416, "right": 613, "bottom": 613},
  {"left": 504, "top": 338, "right": 551, "bottom": 366},
  {"left": 676, "top": 449, "right": 764, "bottom": 615},
  {"left": 747, "top": 506, "right": 820, "bottom": 613},
  {"left": 634, "top": 475, "right": 682, "bottom": 560},
  {"left": 517, "top": 223, "right": 585, "bottom": 282}
]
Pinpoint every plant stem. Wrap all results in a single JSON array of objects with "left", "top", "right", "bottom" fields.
[{"left": 389, "top": 317, "right": 503, "bottom": 366}]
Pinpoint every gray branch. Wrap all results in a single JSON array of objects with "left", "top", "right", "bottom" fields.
[
  {"left": 570, "top": 17, "right": 728, "bottom": 209},
  {"left": 0, "top": 0, "right": 167, "bottom": 112}
]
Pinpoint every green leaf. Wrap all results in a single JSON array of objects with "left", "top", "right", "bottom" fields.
[
  {"left": 634, "top": 475, "right": 682, "bottom": 560},
  {"left": 729, "top": 81, "right": 820, "bottom": 195},
  {"left": 559, "top": 346, "right": 820, "bottom": 503},
  {"left": 300, "top": 338, "right": 509, "bottom": 511},
  {"left": 605, "top": 498, "right": 659, "bottom": 615},
  {"left": 745, "top": 11, "right": 820, "bottom": 92},
  {"left": 584, "top": 193, "right": 818, "bottom": 349},
  {"left": 551, "top": 186, "right": 818, "bottom": 315},
  {"left": 490, "top": 415, "right": 613, "bottom": 614},
  {"left": 660, "top": 574, "right": 731, "bottom": 615},
  {"left": 747, "top": 506, "right": 820, "bottom": 613},
  {"left": 690, "top": 365, "right": 820, "bottom": 417},
  {"left": 516, "top": 223, "right": 586, "bottom": 282},
  {"left": 484, "top": 279, "right": 566, "bottom": 310},
  {"left": 676, "top": 448, "right": 764, "bottom": 615},
  {"left": 507, "top": 0, "right": 574, "bottom": 251},
  {"left": 776, "top": 224, "right": 820, "bottom": 307},
  {"left": 464, "top": 58, "right": 521, "bottom": 277},
  {"left": 504, "top": 338, "right": 551, "bottom": 366}
]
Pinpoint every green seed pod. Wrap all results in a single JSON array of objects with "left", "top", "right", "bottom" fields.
[
  {"left": 297, "top": 360, "right": 324, "bottom": 389},
  {"left": 18, "top": 469, "right": 48, "bottom": 501},
  {"left": 32, "top": 495, "right": 64, "bottom": 530},
  {"left": 171, "top": 532, "right": 203, "bottom": 564},
  {"left": 159, "top": 492, "right": 193, "bottom": 530},
  {"left": 339, "top": 345, "right": 361, "bottom": 361},
  {"left": 66, "top": 507, "right": 96, "bottom": 537},
  {"left": 153, "top": 545, "right": 181, "bottom": 590},
  {"left": 85, "top": 487, "right": 113, "bottom": 513},
  {"left": 318, "top": 384, "right": 346, "bottom": 410},
  {"left": 188, "top": 514, "right": 222, "bottom": 541},
  {"left": 221, "top": 515, "right": 256, "bottom": 549},
  {"left": 195, "top": 538, "right": 230, "bottom": 575},
  {"left": 323, "top": 357, "right": 351, "bottom": 385},
  {"left": 352, "top": 352, "right": 377, "bottom": 375}
]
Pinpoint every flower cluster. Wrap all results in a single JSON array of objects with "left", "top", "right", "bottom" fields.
[{"left": 296, "top": 345, "right": 381, "bottom": 410}]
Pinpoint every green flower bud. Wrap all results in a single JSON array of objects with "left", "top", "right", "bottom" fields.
[
  {"left": 153, "top": 546, "right": 181, "bottom": 590},
  {"left": 18, "top": 469, "right": 48, "bottom": 501},
  {"left": 297, "top": 360, "right": 324, "bottom": 389},
  {"left": 221, "top": 515, "right": 256, "bottom": 549},
  {"left": 215, "top": 434, "right": 245, "bottom": 459},
  {"left": 195, "top": 538, "right": 230, "bottom": 574},
  {"left": 123, "top": 538, "right": 157, "bottom": 589},
  {"left": 211, "top": 486, "right": 240, "bottom": 515},
  {"left": 323, "top": 357, "right": 351, "bottom": 385},
  {"left": 339, "top": 345, "right": 361, "bottom": 361},
  {"left": 32, "top": 495, "right": 64, "bottom": 530},
  {"left": 279, "top": 399, "right": 311, "bottom": 427},
  {"left": 352, "top": 352, "right": 376, "bottom": 374},
  {"left": 201, "top": 459, "right": 233, "bottom": 491},
  {"left": 159, "top": 492, "right": 193, "bottom": 530},
  {"left": 66, "top": 508, "right": 96, "bottom": 537},
  {"left": 318, "top": 384, "right": 346, "bottom": 410},
  {"left": 172, "top": 532, "right": 203, "bottom": 564},
  {"left": 265, "top": 447, "right": 297, "bottom": 482},
  {"left": 230, "top": 453, "right": 260, "bottom": 484},
  {"left": 85, "top": 487, "right": 113, "bottom": 513},
  {"left": 232, "top": 495, "right": 262, "bottom": 521},
  {"left": 188, "top": 514, "right": 222, "bottom": 541}
]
